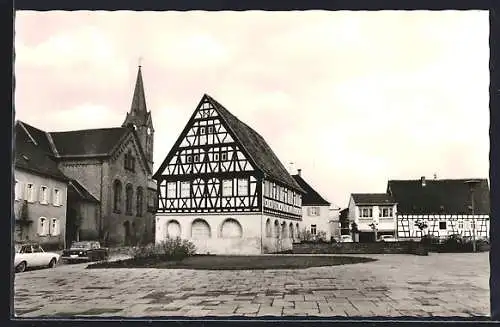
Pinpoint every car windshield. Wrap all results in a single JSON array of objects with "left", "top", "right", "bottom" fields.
[{"left": 71, "top": 242, "right": 91, "bottom": 249}]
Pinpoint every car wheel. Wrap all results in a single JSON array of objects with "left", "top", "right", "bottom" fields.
[
  {"left": 16, "top": 261, "right": 27, "bottom": 273},
  {"left": 48, "top": 258, "right": 57, "bottom": 268}
]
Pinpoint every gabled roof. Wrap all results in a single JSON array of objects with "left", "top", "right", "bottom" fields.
[
  {"left": 351, "top": 193, "right": 396, "bottom": 205},
  {"left": 387, "top": 178, "right": 490, "bottom": 215},
  {"left": 49, "top": 127, "right": 130, "bottom": 157},
  {"left": 154, "top": 94, "right": 303, "bottom": 193},
  {"left": 15, "top": 121, "right": 68, "bottom": 181},
  {"left": 68, "top": 179, "right": 99, "bottom": 203},
  {"left": 291, "top": 174, "right": 330, "bottom": 206}
]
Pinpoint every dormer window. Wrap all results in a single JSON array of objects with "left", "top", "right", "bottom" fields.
[{"left": 124, "top": 150, "right": 136, "bottom": 171}]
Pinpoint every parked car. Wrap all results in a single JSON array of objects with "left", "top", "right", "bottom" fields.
[
  {"left": 14, "top": 243, "right": 60, "bottom": 273},
  {"left": 339, "top": 235, "right": 354, "bottom": 243},
  {"left": 61, "top": 241, "right": 109, "bottom": 263},
  {"left": 378, "top": 235, "right": 398, "bottom": 242}
]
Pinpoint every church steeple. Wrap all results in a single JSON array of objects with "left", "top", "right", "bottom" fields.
[
  {"left": 122, "top": 64, "right": 154, "bottom": 171},
  {"left": 123, "top": 65, "right": 148, "bottom": 127}
]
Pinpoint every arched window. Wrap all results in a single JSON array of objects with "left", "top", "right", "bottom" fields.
[
  {"left": 265, "top": 219, "right": 272, "bottom": 237},
  {"left": 191, "top": 219, "right": 211, "bottom": 239},
  {"left": 125, "top": 184, "right": 133, "bottom": 215},
  {"left": 281, "top": 222, "right": 287, "bottom": 238},
  {"left": 221, "top": 218, "right": 243, "bottom": 238},
  {"left": 113, "top": 180, "right": 122, "bottom": 213},
  {"left": 289, "top": 222, "right": 294, "bottom": 239},
  {"left": 166, "top": 220, "right": 181, "bottom": 238},
  {"left": 274, "top": 220, "right": 280, "bottom": 238},
  {"left": 136, "top": 187, "right": 144, "bottom": 216}
]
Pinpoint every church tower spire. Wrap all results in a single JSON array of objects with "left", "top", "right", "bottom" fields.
[{"left": 123, "top": 64, "right": 154, "bottom": 171}]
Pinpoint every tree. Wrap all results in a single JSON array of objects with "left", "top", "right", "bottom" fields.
[
  {"left": 414, "top": 219, "right": 428, "bottom": 237},
  {"left": 368, "top": 222, "right": 378, "bottom": 242},
  {"left": 350, "top": 222, "right": 359, "bottom": 242}
]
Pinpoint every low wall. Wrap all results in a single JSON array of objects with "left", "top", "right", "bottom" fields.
[{"left": 291, "top": 242, "right": 428, "bottom": 255}]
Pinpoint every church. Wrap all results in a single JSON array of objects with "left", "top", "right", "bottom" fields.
[
  {"left": 14, "top": 66, "right": 156, "bottom": 247},
  {"left": 153, "top": 94, "right": 305, "bottom": 254}
]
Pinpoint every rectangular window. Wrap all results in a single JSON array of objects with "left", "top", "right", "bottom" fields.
[
  {"left": 167, "top": 182, "right": 176, "bottom": 198},
  {"left": 50, "top": 218, "right": 60, "bottom": 236},
  {"left": 15, "top": 180, "right": 22, "bottom": 200},
  {"left": 272, "top": 183, "right": 277, "bottom": 199},
  {"left": 221, "top": 152, "right": 228, "bottom": 161},
  {"left": 207, "top": 126, "right": 214, "bottom": 134},
  {"left": 360, "top": 207, "right": 373, "bottom": 217},
  {"left": 199, "top": 126, "right": 206, "bottom": 135},
  {"left": 380, "top": 207, "right": 393, "bottom": 217},
  {"left": 186, "top": 155, "right": 193, "bottom": 163},
  {"left": 38, "top": 217, "right": 49, "bottom": 236},
  {"left": 214, "top": 153, "right": 219, "bottom": 161},
  {"left": 277, "top": 186, "right": 282, "bottom": 201},
  {"left": 439, "top": 221, "right": 447, "bottom": 230},
  {"left": 40, "top": 186, "right": 49, "bottom": 204},
  {"left": 238, "top": 179, "right": 248, "bottom": 196},
  {"left": 180, "top": 182, "right": 190, "bottom": 198},
  {"left": 263, "top": 181, "right": 269, "bottom": 197},
  {"left": 458, "top": 221, "right": 464, "bottom": 229},
  {"left": 53, "top": 189, "right": 61, "bottom": 206},
  {"left": 311, "top": 225, "right": 317, "bottom": 235},
  {"left": 222, "top": 179, "right": 233, "bottom": 196},
  {"left": 26, "top": 183, "right": 35, "bottom": 202},
  {"left": 309, "top": 207, "right": 320, "bottom": 216},
  {"left": 194, "top": 154, "right": 200, "bottom": 162},
  {"left": 471, "top": 221, "right": 476, "bottom": 229},
  {"left": 292, "top": 192, "right": 296, "bottom": 205}
]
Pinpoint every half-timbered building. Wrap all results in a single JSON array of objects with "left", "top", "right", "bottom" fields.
[
  {"left": 387, "top": 176, "right": 490, "bottom": 240},
  {"left": 153, "top": 94, "right": 305, "bottom": 254}
]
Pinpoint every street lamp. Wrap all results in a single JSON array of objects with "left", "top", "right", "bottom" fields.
[
  {"left": 464, "top": 180, "right": 480, "bottom": 252},
  {"left": 369, "top": 221, "right": 378, "bottom": 242}
]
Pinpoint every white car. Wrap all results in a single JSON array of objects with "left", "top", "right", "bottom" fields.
[
  {"left": 378, "top": 235, "right": 398, "bottom": 242},
  {"left": 14, "top": 243, "right": 61, "bottom": 273},
  {"left": 339, "top": 235, "right": 354, "bottom": 243}
]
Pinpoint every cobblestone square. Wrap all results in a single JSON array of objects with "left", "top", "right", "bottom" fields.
[{"left": 13, "top": 253, "right": 489, "bottom": 318}]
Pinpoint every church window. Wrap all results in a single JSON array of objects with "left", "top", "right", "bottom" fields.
[
  {"left": 136, "top": 187, "right": 143, "bottom": 216},
  {"left": 113, "top": 180, "right": 122, "bottom": 213},
  {"left": 124, "top": 151, "right": 135, "bottom": 171},
  {"left": 125, "top": 184, "right": 133, "bottom": 215}
]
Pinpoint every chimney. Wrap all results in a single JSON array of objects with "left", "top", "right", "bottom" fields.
[
  {"left": 421, "top": 176, "right": 426, "bottom": 187},
  {"left": 297, "top": 169, "right": 302, "bottom": 176}
]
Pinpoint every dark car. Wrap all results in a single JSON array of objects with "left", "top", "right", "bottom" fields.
[{"left": 61, "top": 241, "right": 109, "bottom": 263}]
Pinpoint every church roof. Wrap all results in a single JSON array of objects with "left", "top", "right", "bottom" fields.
[
  {"left": 50, "top": 127, "right": 130, "bottom": 157},
  {"left": 15, "top": 121, "right": 68, "bottom": 181},
  {"left": 387, "top": 178, "right": 490, "bottom": 215},
  {"left": 291, "top": 174, "right": 330, "bottom": 205}
]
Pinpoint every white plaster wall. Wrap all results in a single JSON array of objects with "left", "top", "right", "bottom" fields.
[
  {"left": 351, "top": 203, "right": 397, "bottom": 233},
  {"left": 299, "top": 205, "right": 331, "bottom": 240},
  {"left": 156, "top": 213, "right": 296, "bottom": 254}
]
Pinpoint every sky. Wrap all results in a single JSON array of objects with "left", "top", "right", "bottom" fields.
[{"left": 14, "top": 10, "right": 489, "bottom": 208}]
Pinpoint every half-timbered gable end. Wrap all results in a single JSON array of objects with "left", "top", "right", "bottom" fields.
[
  {"left": 387, "top": 177, "right": 490, "bottom": 240},
  {"left": 154, "top": 94, "right": 304, "bottom": 218},
  {"left": 154, "top": 94, "right": 305, "bottom": 255}
]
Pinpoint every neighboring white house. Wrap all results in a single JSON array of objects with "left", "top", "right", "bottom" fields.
[
  {"left": 347, "top": 193, "right": 397, "bottom": 242},
  {"left": 153, "top": 94, "right": 305, "bottom": 254},
  {"left": 387, "top": 176, "right": 490, "bottom": 240},
  {"left": 291, "top": 170, "right": 332, "bottom": 241}
]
